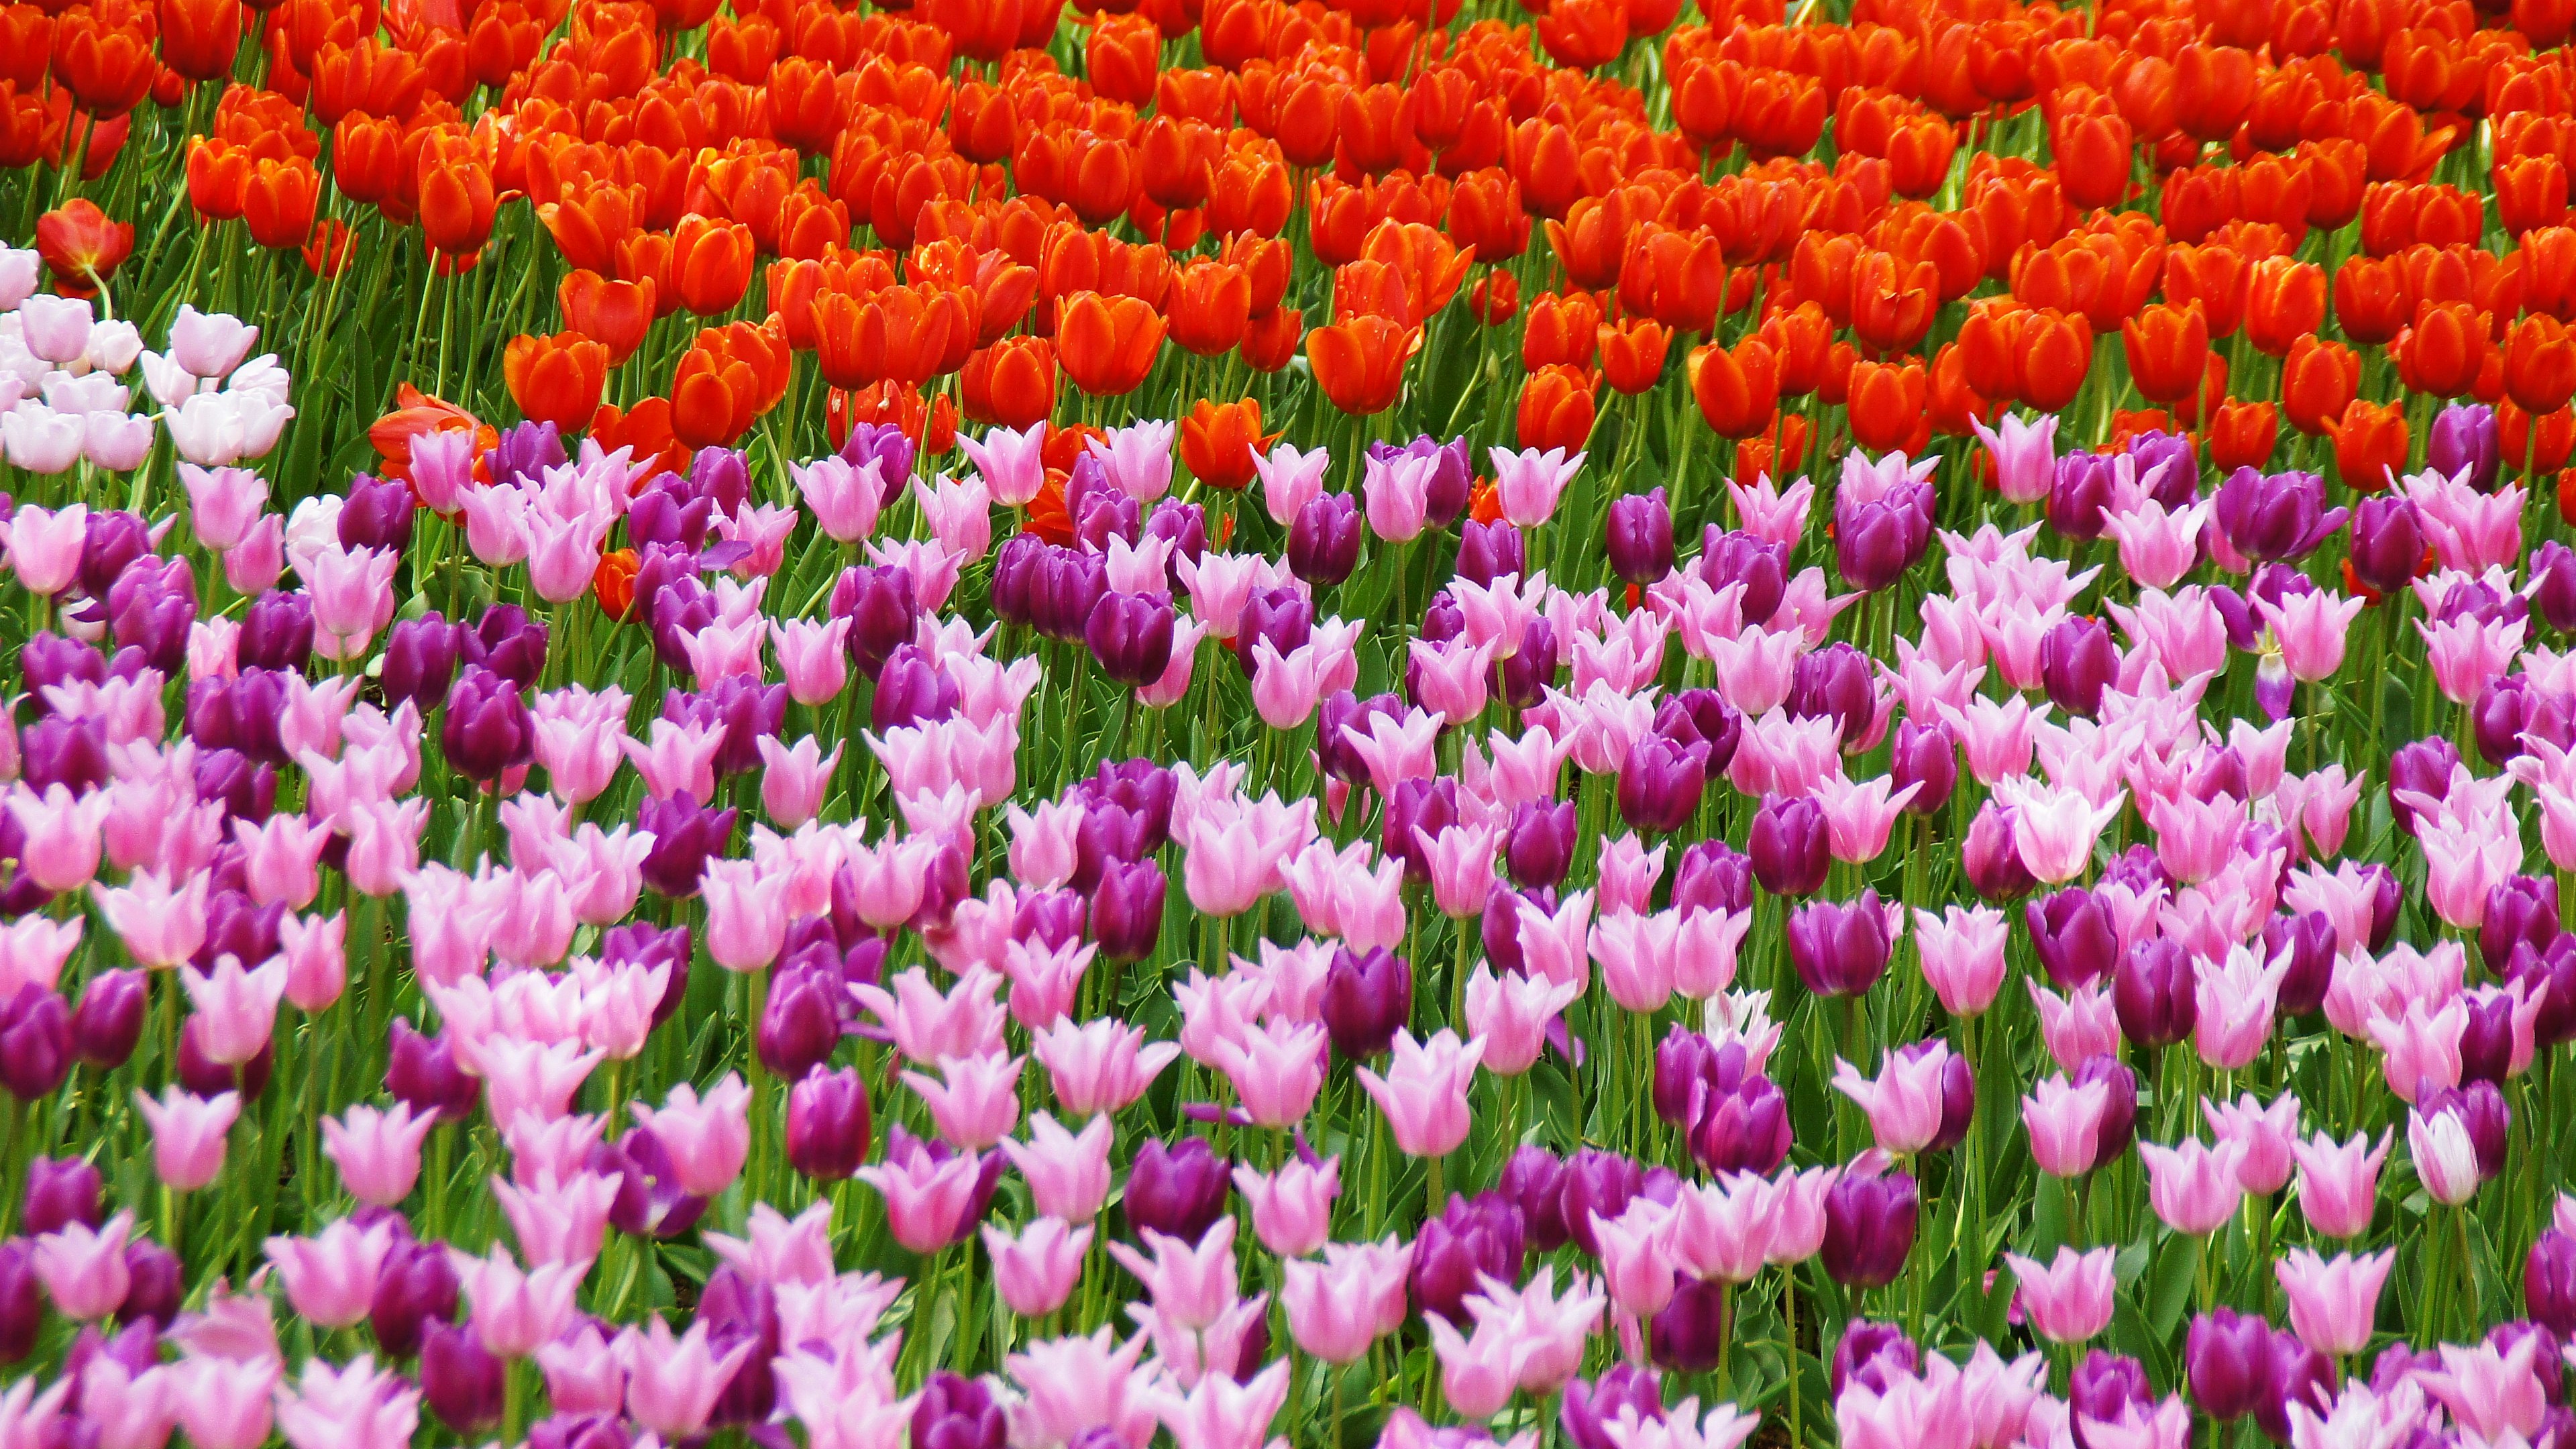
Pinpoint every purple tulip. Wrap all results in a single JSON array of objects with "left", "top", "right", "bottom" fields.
[
  {"left": 2428, "top": 401, "right": 2502, "bottom": 494},
  {"left": 1088, "top": 859, "right": 1165, "bottom": 963},
  {"left": 1085, "top": 590, "right": 1176, "bottom": 686},
  {"left": 2215, "top": 467, "right": 2345, "bottom": 561},
  {"left": 1321, "top": 946, "right": 1412, "bottom": 1061},
  {"left": 2114, "top": 938, "right": 2199, "bottom": 1050},
  {"left": 1750, "top": 794, "right": 1829, "bottom": 897},
  {"left": 2041, "top": 614, "right": 2118, "bottom": 718},
  {"left": 1124, "top": 1137, "right": 1229, "bottom": 1243},
  {"left": 787, "top": 1066, "right": 872, "bottom": 1182},
  {"left": 1697, "top": 529, "right": 1787, "bottom": 625},
  {"left": 1607, "top": 488, "right": 1675, "bottom": 584},
  {"left": 1411, "top": 1191, "right": 1525, "bottom": 1322},
  {"left": 1288, "top": 492, "right": 1362, "bottom": 585},
  {"left": 1788, "top": 891, "right": 1893, "bottom": 998},
  {"left": 637, "top": 792, "right": 737, "bottom": 898}
]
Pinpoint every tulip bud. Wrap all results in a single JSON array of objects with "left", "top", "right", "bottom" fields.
[
  {"left": 1455, "top": 519, "right": 1523, "bottom": 589},
  {"left": 2040, "top": 615, "right": 2118, "bottom": 718},
  {"left": 463, "top": 603, "right": 549, "bottom": 689},
  {"left": 2427, "top": 402, "right": 2502, "bottom": 494},
  {"left": 2347, "top": 496, "right": 2426, "bottom": 597},
  {"left": 1697, "top": 529, "right": 1787, "bottom": 625},
  {"left": 787, "top": 1066, "right": 873, "bottom": 1181},
  {"left": 2114, "top": 938, "right": 2199, "bottom": 1050},
  {"left": 1788, "top": 892, "right": 1892, "bottom": 998},
  {"left": 1087, "top": 858, "right": 1166, "bottom": 963},
  {"left": 0, "top": 1242, "right": 37, "bottom": 1363},
  {"left": 338, "top": 475, "right": 419, "bottom": 553},
  {"left": 1821, "top": 1171, "right": 1918, "bottom": 1288},
  {"left": 1605, "top": 488, "right": 1675, "bottom": 584},
  {"left": 118, "top": 1240, "right": 182, "bottom": 1329},
  {"left": 370, "top": 1238, "right": 462, "bottom": 1360},
  {"left": 1495, "top": 1145, "right": 1570, "bottom": 1252},
  {"left": 1122, "top": 1137, "right": 1230, "bottom": 1243},
  {"left": 1320, "top": 946, "right": 1412, "bottom": 1060},
  {"left": 1503, "top": 800, "right": 1578, "bottom": 888},
  {"left": 423, "top": 1318, "right": 506, "bottom": 1431},
  {"left": 381, "top": 613, "right": 464, "bottom": 713},
  {"left": 21, "top": 1157, "right": 100, "bottom": 1236},
  {"left": 1649, "top": 1277, "right": 1729, "bottom": 1372},
  {"left": 0, "top": 985, "right": 69, "bottom": 1102},
  {"left": 1888, "top": 718, "right": 1956, "bottom": 815},
  {"left": 1672, "top": 840, "right": 1754, "bottom": 916},
  {"left": 1287, "top": 493, "right": 1362, "bottom": 585},
  {"left": 386, "top": 1019, "right": 481, "bottom": 1124},
  {"left": 1749, "top": 794, "right": 1829, "bottom": 897},
  {"left": 1084, "top": 590, "right": 1177, "bottom": 686},
  {"left": 1411, "top": 1191, "right": 1526, "bottom": 1323},
  {"left": 1963, "top": 801, "right": 2038, "bottom": 902},
  {"left": 69, "top": 969, "right": 145, "bottom": 1069},
  {"left": 757, "top": 961, "right": 842, "bottom": 1081},
  {"left": 1617, "top": 735, "right": 1708, "bottom": 834},
  {"left": 1832, "top": 1322, "right": 1919, "bottom": 1397},
  {"left": 236, "top": 589, "right": 315, "bottom": 673},
  {"left": 637, "top": 792, "right": 737, "bottom": 898}
]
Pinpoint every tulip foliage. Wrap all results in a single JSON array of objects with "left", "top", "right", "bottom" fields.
[{"left": 12, "top": 0, "right": 2576, "bottom": 1445}]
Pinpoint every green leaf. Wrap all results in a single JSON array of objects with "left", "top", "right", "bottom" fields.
[{"left": 2146, "top": 1232, "right": 2200, "bottom": 1338}]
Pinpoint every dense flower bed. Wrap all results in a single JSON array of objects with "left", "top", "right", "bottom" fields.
[{"left": 0, "top": 0, "right": 2573, "bottom": 1446}]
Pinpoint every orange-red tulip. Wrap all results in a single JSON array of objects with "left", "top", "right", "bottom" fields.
[
  {"left": 2506, "top": 313, "right": 2576, "bottom": 417},
  {"left": 1688, "top": 335, "right": 1780, "bottom": 439},
  {"left": 1848, "top": 356, "right": 1929, "bottom": 455},
  {"left": 2016, "top": 308, "right": 2093, "bottom": 413},
  {"left": 1240, "top": 305, "right": 1303, "bottom": 373},
  {"left": 2396, "top": 301, "right": 2493, "bottom": 399},
  {"left": 505, "top": 331, "right": 611, "bottom": 433},
  {"left": 1307, "top": 313, "right": 1418, "bottom": 416},
  {"left": 961, "top": 337, "right": 1058, "bottom": 429},
  {"left": 1523, "top": 291, "right": 1601, "bottom": 372},
  {"left": 2243, "top": 256, "right": 2326, "bottom": 358},
  {"left": 2332, "top": 253, "right": 2410, "bottom": 345},
  {"left": 1057, "top": 291, "right": 1167, "bottom": 396},
  {"left": 241, "top": 156, "right": 319, "bottom": 250},
  {"left": 560, "top": 271, "right": 655, "bottom": 367},
  {"left": 1599, "top": 318, "right": 1670, "bottom": 395},
  {"left": 1181, "top": 398, "right": 1275, "bottom": 491},
  {"left": 2208, "top": 399, "right": 2279, "bottom": 473},
  {"left": 1518, "top": 364, "right": 1598, "bottom": 453},
  {"left": 1167, "top": 257, "right": 1251, "bottom": 358},
  {"left": 2282, "top": 335, "right": 2361, "bottom": 437},
  {"left": 2123, "top": 303, "right": 2211, "bottom": 405},
  {"left": 669, "top": 215, "right": 755, "bottom": 317},
  {"left": 2324, "top": 398, "right": 2408, "bottom": 492},
  {"left": 34, "top": 199, "right": 131, "bottom": 297}
]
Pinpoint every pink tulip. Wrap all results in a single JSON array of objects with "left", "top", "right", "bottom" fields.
[
  {"left": 305, "top": 544, "right": 398, "bottom": 660},
  {"left": 2194, "top": 944, "right": 2286, "bottom": 1071},
  {"left": 1006, "top": 798, "right": 1084, "bottom": 890},
  {"left": 537, "top": 1322, "right": 625, "bottom": 1415},
  {"left": 5, "top": 502, "right": 87, "bottom": 594},
  {"left": 451, "top": 1243, "right": 585, "bottom": 1358},
  {"left": 91, "top": 867, "right": 209, "bottom": 969},
  {"left": 1282, "top": 1241, "right": 1403, "bottom": 1363},
  {"left": 2204, "top": 1091, "right": 2300, "bottom": 1195},
  {"left": 1362, "top": 451, "right": 1432, "bottom": 542},
  {"left": 1357, "top": 1030, "right": 1483, "bottom": 1158},
  {"left": 320, "top": 1101, "right": 437, "bottom": 1208},
  {"left": 172, "top": 1358, "right": 277, "bottom": 1449},
  {"left": 1833, "top": 1043, "right": 1955, "bottom": 1156},
  {"left": 32, "top": 1211, "right": 134, "bottom": 1320},
  {"left": 2275, "top": 1247, "right": 2394, "bottom": 1358},
  {"left": 1463, "top": 965, "right": 1580, "bottom": 1077},
  {"left": 2367, "top": 997, "right": 2467, "bottom": 1102},
  {"left": 2100, "top": 498, "right": 2208, "bottom": 590},
  {"left": 1030, "top": 1018, "right": 1179, "bottom": 1118},
  {"left": 2141, "top": 1138, "right": 2247, "bottom": 1235},
  {"left": 272, "top": 1354, "right": 419, "bottom": 1449},
  {"left": 1669, "top": 906, "right": 1750, "bottom": 1000},
  {"left": 851, "top": 965, "right": 1006, "bottom": 1065},
  {"left": 619, "top": 1317, "right": 757, "bottom": 1440},
  {"left": 2022, "top": 1073, "right": 2110, "bottom": 1179},
  {"left": 1489, "top": 443, "right": 1581, "bottom": 527},
  {"left": 1667, "top": 1173, "right": 1773, "bottom": 1284},
  {"left": 1596, "top": 833, "right": 1667, "bottom": 916},
  {"left": 1110, "top": 1217, "right": 1239, "bottom": 1331},
  {"left": 1727, "top": 467, "right": 1817, "bottom": 541},
  {"left": 2002, "top": 1246, "right": 2114, "bottom": 1344},
  {"left": 2292, "top": 1128, "right": 2390, "bottom": 1239},
  {"left": 1590, "top": 910, "right": 1680, "bottom": 1014},
  {"left": 961, "top": 420, "right": 1048, "bottom": 508},
  {"left": 1209, "top": 1018, "right": 1326, "bottom": 1128},
  {"left": 2002, "top": 781, "right": 2125, "bottom": 884},
  {"left": 905, "top": 1051, "right": 1024, "bottom": 1150},
  {"left": 1233, "top": 1157, "right": 1339, "bottom": 1258},
  {"left": 182, "top": 464, "right": 268, "bottom": 550},
  {"left": 1006, "top": 1327, "right": 1160, "bottom": 1449},
  {"left": 8, "top": 783, "right": 109, "bottom": 893},
  {"left": 1939, "top": 695, "right": 2039, "bottom": 786},
  {"left": 999, "top": 1111, "right": 1112, "bottom": 1221},
  {"left": 1591, "top": 1197, "right": 1678, "bottom": 1318},
  {"left": 2259, "top": 590, "right": 2366, "bottom": 682},
  {"left": 264, "top": 1216, "right": 395, "bottom": 1328},
  {"left": 180, "top": 952, "right": 287, "bottom": 1065},
  {"left": 631, "top": 1075, "right": 751, "bottom": 1196},
  {"left": 986, "top": 1216, "right": 1092, "bottom": 1317},
  {"left": 1813, "top": 773, "right": 1921, "bottom": 864},
  {"left": 1915, "top": 905, "right": 2008, "bottom": 1016},
  {"left": 2421, "top": 1334, "right": 2552, "bottom": 1448}
]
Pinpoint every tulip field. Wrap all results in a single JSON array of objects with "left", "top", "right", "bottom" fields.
[{"left": 11, "top": 0, "right": 2576, "bottom": 1444}]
